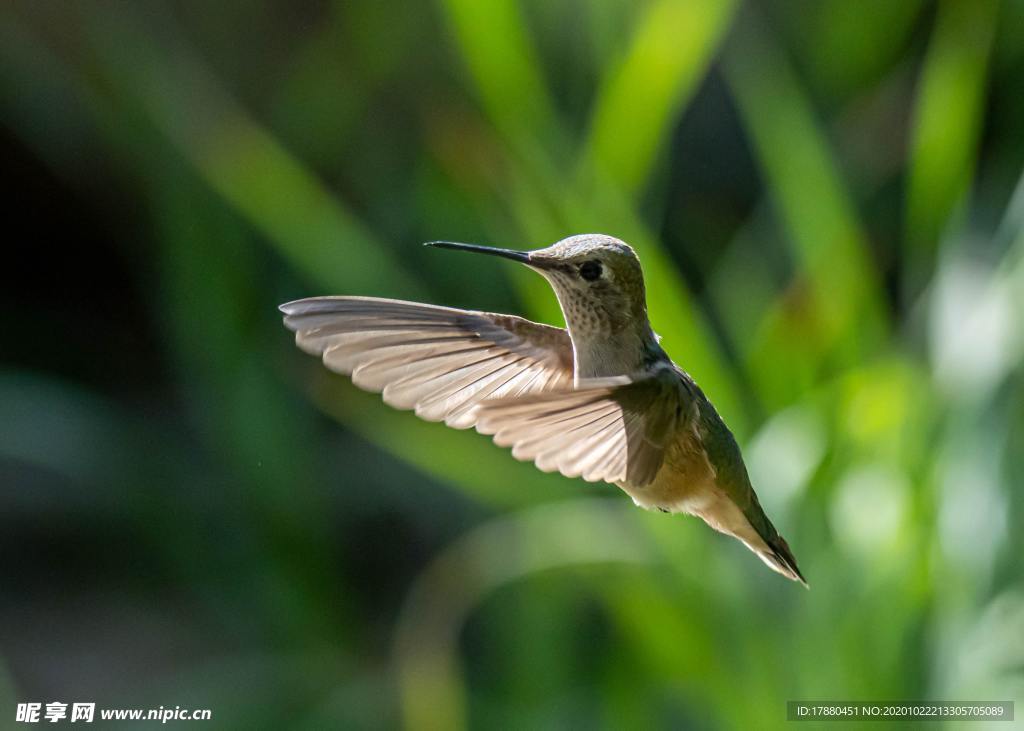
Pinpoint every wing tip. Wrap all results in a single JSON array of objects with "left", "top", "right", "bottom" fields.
[{"left": 279, "top": 297, "right": 329, "bottom": 316}]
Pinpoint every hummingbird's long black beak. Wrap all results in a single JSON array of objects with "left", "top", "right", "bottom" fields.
[{"left": 424, "top": 241, "right": 532, "bottom": 265}]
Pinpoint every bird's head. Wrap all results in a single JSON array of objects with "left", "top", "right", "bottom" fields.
[{"left": 426, "top": 234, "right": 650, "bottom": 337}]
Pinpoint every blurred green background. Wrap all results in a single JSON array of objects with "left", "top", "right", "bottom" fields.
[{"left": 1, "top": 0, "right": 1023, "bottom": 728}]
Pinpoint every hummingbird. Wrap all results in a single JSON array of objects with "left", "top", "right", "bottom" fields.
[{"left": 280, "top": 234, "right": 806, "bottom": 585}]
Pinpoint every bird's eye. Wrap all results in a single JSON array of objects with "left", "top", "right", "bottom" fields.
[{"left": 579, "top": 260, "right": 602, "bottom": 281}]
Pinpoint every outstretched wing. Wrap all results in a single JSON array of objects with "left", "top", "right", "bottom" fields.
[
  {"left": 280, "top": 296, "right": 574, "bottom": 428},
  {"left": 474, "top": 370, "right": 686, "bottom": 486}
]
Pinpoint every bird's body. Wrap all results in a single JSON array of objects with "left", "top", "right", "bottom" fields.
[{"left": 281, "top": 234, "right": 805, "bottom": 584}]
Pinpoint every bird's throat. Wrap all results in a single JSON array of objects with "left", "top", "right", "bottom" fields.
[
  {"left": 570, "top": 325, "right": 666, "bottom": 382},
  {"left": 545, "top": 275, "right": 664, "bottom": 381}
]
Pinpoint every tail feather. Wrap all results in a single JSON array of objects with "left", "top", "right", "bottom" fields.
[{"left": 758, "top": 533, "right": 808, "bottom": 587}]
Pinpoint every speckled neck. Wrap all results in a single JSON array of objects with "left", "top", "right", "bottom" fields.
[{"left": 548, "top": 280, "right": 664, "bottom": 381}]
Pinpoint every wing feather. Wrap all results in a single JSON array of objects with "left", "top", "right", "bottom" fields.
[
  {"left": 281, "top": 296, "right": 574, "bottom": 429},
  {"left": 475, "top": 372, "right": 685, "bottom": 486}
]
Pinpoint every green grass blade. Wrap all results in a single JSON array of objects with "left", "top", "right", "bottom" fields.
[
  {"left": 905, "top": 0, "right": 999, "bottom": 281},
  {"left": 84, "top": 7, "right": 422, "bottom": 297},
  {"left": 438, "top": 0, "right": 558, "bottom": 147},
  {"left": 584, "top": 0, "right": 737, "bottom": 196},
  {"left": 723, "top": 13, "right": 888, "bottom": 403}
]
